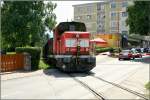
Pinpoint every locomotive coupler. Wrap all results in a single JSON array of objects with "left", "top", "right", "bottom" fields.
[{"left": 76, "top": 45, "right": 80, "bottom": 64}]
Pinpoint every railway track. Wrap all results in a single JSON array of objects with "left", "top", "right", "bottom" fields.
[
  {"left": 68, "top": 74, "right": 106, "bottom": 100},
  {"left": 89, "top": 74, "right": 149, "bottom": 100},
  {"left": 68, "top": 72, "right": 148, "bottom": 100}
]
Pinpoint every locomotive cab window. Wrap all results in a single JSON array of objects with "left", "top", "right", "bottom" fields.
[
  {"left": 69, "top": 25, "right": 75, "bottom": 31},
  {"left": 79, "top": 39, "right": 89, "bottom": 47},
  {"left": 56, "top": 22, "right": 86, "bottom": 35},
  {"left": 65, "top": 39, "right": 77, "bottom": 47}
]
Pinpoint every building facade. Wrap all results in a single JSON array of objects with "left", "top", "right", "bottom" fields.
[
  {"left": 106, "top": 0, "right": 132, "bottom": 34},
  {"left": 73, "top": 2, "right": 106, "bottom": 34},
  {"left": 73, "top": 0, "right": 133, "bottom": 35}
]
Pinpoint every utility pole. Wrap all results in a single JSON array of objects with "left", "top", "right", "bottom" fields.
[
  {"left": 117, "top": 1, "right": 120, "bottom": 48},
  {"left": 117, "top": 12, "right": 120, "bottom": 34},
  {"left": 117, "top": 0, "right": 120, "bottom": 34}
]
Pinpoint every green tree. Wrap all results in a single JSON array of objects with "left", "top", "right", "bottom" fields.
[
  {"left": 126, "top": 1, "right": 150, "bottom": 35},
  {"left": 1, "top": 1, "right": 57, "bottom": 51}
]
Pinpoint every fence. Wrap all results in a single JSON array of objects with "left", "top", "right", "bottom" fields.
[{"left": 0, "top": 54, "right": 24, "bottom": 72}]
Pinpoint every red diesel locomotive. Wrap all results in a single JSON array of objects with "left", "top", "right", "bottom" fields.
[{"left": 43, "top": 22, "right": 96, "bottom": 72}]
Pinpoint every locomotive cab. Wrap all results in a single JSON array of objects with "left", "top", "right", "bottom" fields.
[{"left": 43, "top": 22, "right": 96, "bottom": 72}]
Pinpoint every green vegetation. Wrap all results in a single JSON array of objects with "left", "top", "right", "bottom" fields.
[
  {"left": 113, "top": 47, "right": 122, "bottom": 53},
  {"left": 1, "top": 1, "right": 57, "bottom": 51},
  {"left": 96, "top": 47, "right": 113, "bottom": 53},
  {"left": 38, "top": 60, "right": 50, "bottom": 69},
  {"left": 15, "top": 47, "right": 41, "bottom": 70},
  {"left": 6, "top": 52, "right": 51, "bottom": 70},
  {"left": 145, "top": 81, "right": 150, "bottom": 90},
  {"left": 127, "top": 1, "right": 150, "bottom": 35},
  {"left": 6, "top": 52, "right": 16, "bottom": 54}
]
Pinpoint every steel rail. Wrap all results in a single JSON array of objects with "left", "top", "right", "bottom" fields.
[
  {"left": 88, "top": 73, "right": 149, "bottom": 100},
  {"left": 68, "top": 74, "right": 106, "bottom": 100}
]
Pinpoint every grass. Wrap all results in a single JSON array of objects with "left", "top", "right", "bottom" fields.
[
  {"left": 38, "top": 59, "right": 50, "bottom": 69},
  {"left": 6, "top": 52, "right": 16, "bottom": 54},
  {"left": 145, "top": 81, "right": 150, "bottom": 90},
  {"left": 145, "top": 82, "right": 150, "bottom": 98}
]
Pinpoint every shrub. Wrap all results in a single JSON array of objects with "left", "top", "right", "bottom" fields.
[
  {"left": 96, "top": 47, "right": 113, "bottom": 53},
  {"left": 39, "top": 60, "right": 50, "bottom": 69},
  {"left": 145, "top": 81, "right": 150, "bottom": 90},
  {"left": 113, "top": 47, "right": 122, "bottom": 53},
  {"left": 15, "top": 47, "right": 41, "bottom": 70}
]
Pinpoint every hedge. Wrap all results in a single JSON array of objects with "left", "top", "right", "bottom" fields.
[
  {"left": 96, "top": 47, "right": 122, "bottom": 53},
  {"left": 15, "top": 47, "right": 41, "bottom": 70},
  {"left": 96, "top": 47, "right": 113, "bottom": 53}
]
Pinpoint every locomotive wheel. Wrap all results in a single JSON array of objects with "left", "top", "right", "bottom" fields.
[
  {"left": 56, "top": 59, "right": 64, "bottom": 70},
  {"left": 60, "top": 62, "right": 76, "bottom": 73},
  {"left": 51, "top": 58, "right": 57, "bottom": 67}
]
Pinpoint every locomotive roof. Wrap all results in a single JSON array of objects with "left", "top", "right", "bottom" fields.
[
  {"left": 64, "top": 31, "right": 89, "bottom": 34},
  {"left": 55, "top": 22, "right": 87, "bottom": 35}
]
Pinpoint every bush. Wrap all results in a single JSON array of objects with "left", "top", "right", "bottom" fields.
[
  {"left": 145, "top": 81, "right": 150, "bottom": 90},
  {"left": 113, "top": 47, "right": 122, "bottom": 53},
  {"left": 39, "top": 60, "right": 50, "bottom": 69},
  {"left": 15, "top": 47, "right": 41, "bottom": 70},
  {"left": 96, "top": 47, "right": 113, "bottom": 53}
]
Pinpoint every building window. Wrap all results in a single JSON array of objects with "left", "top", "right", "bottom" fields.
[
  {"left": 76, "top": 16, "right": 81, "bottom": 20},
  {"left": 87, "top": 6, "right": 92, "bottom": 14},
  {"left": 122, "top": 12, "right": 127, "bottom": 17},
  {"left": 111, "top": 27, "right": 117, "bottom": 33},
  {"left": 122, "top": 1, "right": 128, "bottom": 7},
  {"left": 122, "top": 31, "right": 128, "bottom": 34},
  {"left": 111, "top": 12, "right": 116, "bottom": 17},
  {"left": 111, "top": 21, "right": 117, "bottom": 27},
  {"left": 87, "top": 15, "right": 91, "bottom": 19},
  {"left": 111, "top": 2, "right": 116, "bottom": 8},
  {"left": 111, "top": 21, "right": 118, "bottom": 32},
  {"left": 78, "top": 7, "right": 83, "bottom": 13},
  {"left": 101, "top": 5, "right": 104, "bottom": 10},
  {"left": 121, "top": 21, "right": 126, "bottom": 26},
  {"left": 97, "top": 4, "right": 101, "bottom": 10}
]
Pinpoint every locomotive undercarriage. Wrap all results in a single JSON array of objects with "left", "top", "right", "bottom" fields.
[{"left": 46, "top": 55, "right": 96, "bottom": 72}]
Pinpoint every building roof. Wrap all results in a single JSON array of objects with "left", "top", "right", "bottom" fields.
[
  {"left": 90, "top": 38, "right": 107, "bottom": 43},
  {"left": 72, "top": 1, "right": 107, "bottom": 7}
]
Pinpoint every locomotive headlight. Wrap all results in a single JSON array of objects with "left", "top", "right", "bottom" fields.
[{"left": 76, "top": 34, "right": 79, "bottom": 38}]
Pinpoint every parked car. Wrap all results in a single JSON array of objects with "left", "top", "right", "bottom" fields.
[
  {"left": 135, "top": 48, "right": 141, "bottom": 53},
  {"left": 143, "top": 48, "right": 149, "bottom": 53},
  {"left": 132, "top": 51, "right": 142, "bottom": 58},
  {"left": 118, "top": 50, "right": 135, "bottom": 60},
  {"left": 140, "top": 48, "right": 144, "bottom": 53},
  {"left": 148, "top": 48, "right": 150, "bottom": 53}
]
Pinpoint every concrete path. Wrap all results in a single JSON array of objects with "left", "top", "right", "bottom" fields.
[{"left": 1, "top": 55, "right": 149, "bottom": 99}]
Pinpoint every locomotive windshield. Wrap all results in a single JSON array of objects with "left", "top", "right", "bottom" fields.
[{"left": 56, "top": 22, "right": 87, "bottom": 35}]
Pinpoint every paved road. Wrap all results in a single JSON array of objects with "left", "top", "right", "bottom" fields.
[
  {"left": 1, "top": 55, "right": 149, "bottom": 99},
  {"left": 92, "top": 55, "right": 149, "bottom": 99}
]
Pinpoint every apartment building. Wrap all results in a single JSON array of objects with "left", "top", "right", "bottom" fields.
[
  {"left": 106, "top": 0, "right": 132, "bottom": 34},
  {"left": 73, "top": 2, "right": 106, "bottom": 34},
  {"left": 73, "top": 0, "right": 133, "bottom": 34}
]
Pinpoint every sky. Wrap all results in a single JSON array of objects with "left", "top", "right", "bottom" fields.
[
  {"left": 47, "top": 1, "right": 103, "bottom": 37},
  {"left": 52, "top": 1, "right": 102, "bottom": 24}
]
